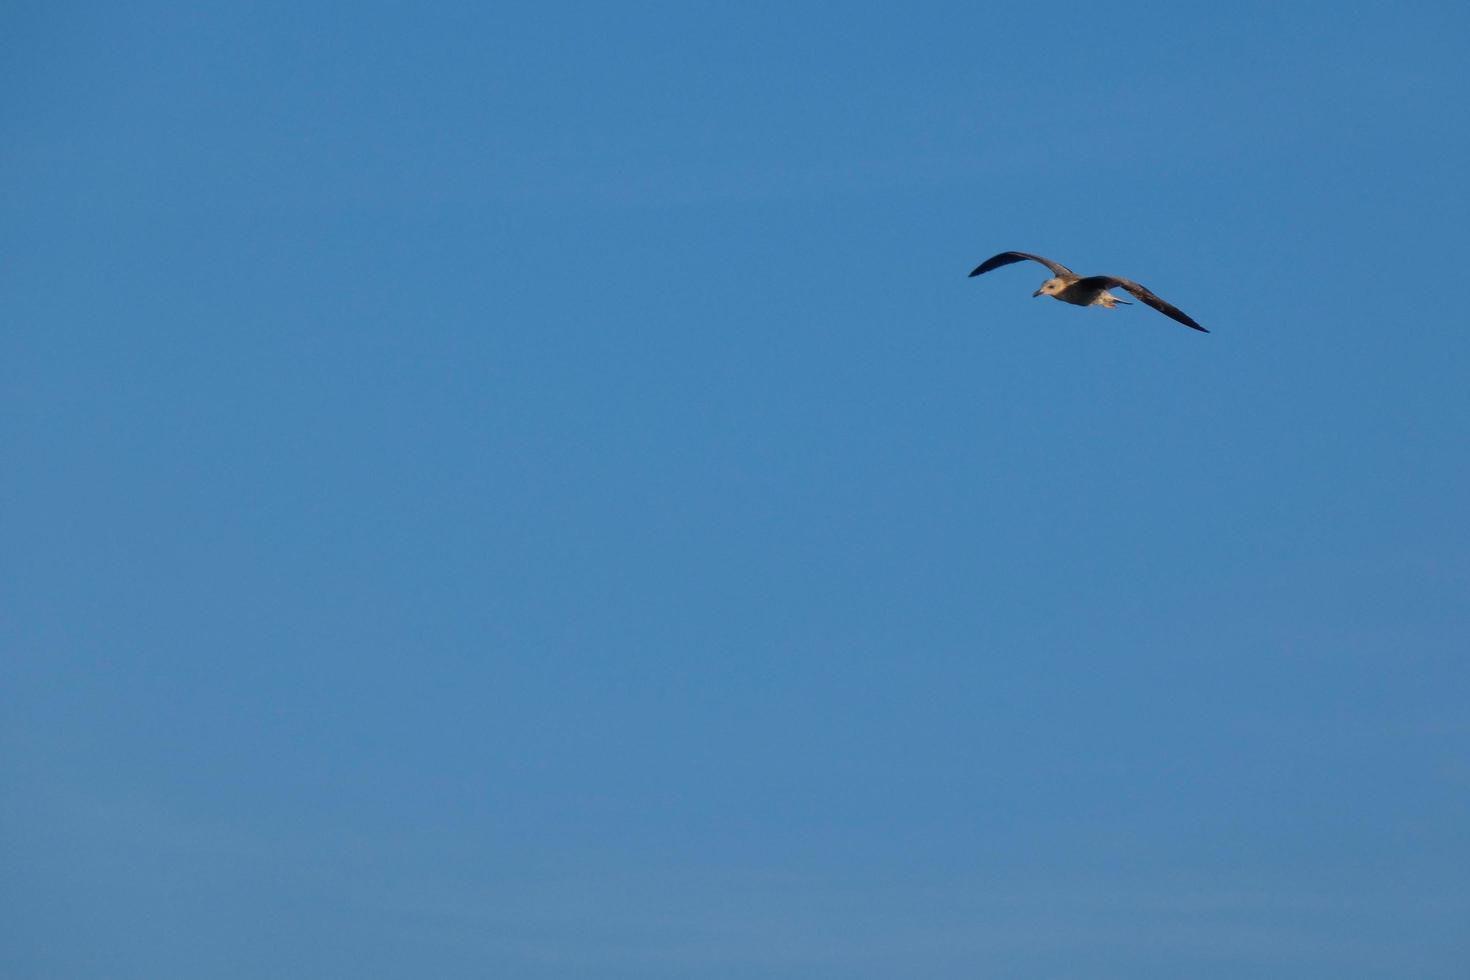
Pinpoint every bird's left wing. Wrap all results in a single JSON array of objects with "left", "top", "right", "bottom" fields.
[
  {"left": 968, "top": 251, "right": 1074, "bottom": 278},
  {"left": 1078, "top": 276, "right": 1207, "bottom": 332}
]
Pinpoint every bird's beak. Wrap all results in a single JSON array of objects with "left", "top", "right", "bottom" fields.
[{"left": 1031, "top": 288, "right": 1044, "bottom": 298}]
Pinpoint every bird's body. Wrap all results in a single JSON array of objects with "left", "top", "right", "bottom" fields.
[
  {"left": 1039, "top": 277, "right": 1132, "bottom": 310},
  {"left": 968, "top": 251, "right": 1206, "bottom": 332}
]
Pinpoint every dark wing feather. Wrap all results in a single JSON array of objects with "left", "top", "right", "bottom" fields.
[
  {"left": 1078, "top": 275, "right": 1207, "bottom": 332},
  {"left": 968, "top": 251, "right": 1074, "bottom": 278}
]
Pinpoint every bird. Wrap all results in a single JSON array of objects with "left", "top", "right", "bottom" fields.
[{"left": 967, "top": 251, "right": 1207, "bottom": 332}]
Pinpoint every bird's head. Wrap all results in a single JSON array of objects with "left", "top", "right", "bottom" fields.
[{"left": 1032, "top": 278, "right": 1064, "bottom": 298}]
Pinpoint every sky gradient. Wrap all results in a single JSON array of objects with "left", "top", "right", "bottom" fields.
[{"left": 4, "top": 2, "right": 1469, "bottom": 977}]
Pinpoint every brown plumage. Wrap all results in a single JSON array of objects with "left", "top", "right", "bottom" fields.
[{"left": 968, "top": 251, "right": 1207, "bottom": 333}]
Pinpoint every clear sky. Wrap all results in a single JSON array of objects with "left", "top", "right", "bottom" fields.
[{"left": 4, "top": 2, "right": 1468, "bottom": 977}]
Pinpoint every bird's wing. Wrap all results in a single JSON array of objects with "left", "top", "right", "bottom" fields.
[
  {"left": 1077, "top": 276, "right": 1207, "bottom": 332},
  {"left": 968, "top": 251, "right": 1074, "bottom": 278}
]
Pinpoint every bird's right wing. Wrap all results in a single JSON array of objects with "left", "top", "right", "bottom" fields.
[
  {"left": 1079, "top": 276, "right": 1207, "bottom": 332},
  {"left": 967, "top": 251, "right": 1075, "bottom": 278}
]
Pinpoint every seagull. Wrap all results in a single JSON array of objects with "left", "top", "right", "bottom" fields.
[{"left": 968, "top": 251, "right": 1207, "bottom": 332}]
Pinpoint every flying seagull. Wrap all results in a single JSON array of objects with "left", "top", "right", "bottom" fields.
[{"left": 968, "top": 251, "right": 1207, "bottom": 332}]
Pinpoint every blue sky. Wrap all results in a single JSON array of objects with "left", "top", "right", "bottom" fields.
[{"left": 3, "top": 2, "right": 1468, "bottom": 977}]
